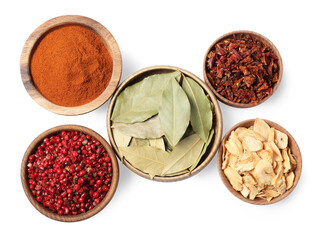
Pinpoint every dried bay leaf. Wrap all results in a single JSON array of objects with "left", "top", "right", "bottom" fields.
[
  {"left": 167, "top": 124, "right": 194, "bottom": 152},
  {"left": 113, "top": 129, "right": 132, "bottom": 164},
  {"left": 111, "top": 71, "right": 182, "bottom": 123},
  {"left": 119, "top": 146, "right": 170, "bottom": 179},
  {"left": 189, "top": 127, "right": 214, "bottom": 171},
  {"left": 182, "top": 75, "right": 212, "bottom": 142},
  {"left": 162, "top": 134, "right": 204, "bottom": 175},
  {"left": 149, "top": 138, "right": 165, "bottom": 151},
  {"left": 182, "top": 124, "right": 195, "bottom": 139},
  {"left": 112, "top": 129, "right": 132, "bottom": 148},
  {"left": 165, "top": 169, "right": 190, "bottom": 177},
  {"left": 112, "top": 115, "right": 162, "bottom": 139},
  {"left": 159, "top": 78, "right": 191, "bottom": 147},
  {"left": 163, "top": 136, "right": 173, "bottom": 152},
  {"left": 130, "top": 138, "right": 150, "bottom": 147}
]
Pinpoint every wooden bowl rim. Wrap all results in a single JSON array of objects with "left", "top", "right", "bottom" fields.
[
  {"left": 203, "top": 30, "right": 283, "bottom": 108},
  {"left": 21, "top": 124, "right": 119, "bottom": 222},
  {"left": 107, "top": 65, "right": 223, "bottom": 182},
  {"left": 217, "top": 119, "right": 302, "bottom": 205},
  {"left": 20, "top": 15, "right": 122, "bottom": 115}
]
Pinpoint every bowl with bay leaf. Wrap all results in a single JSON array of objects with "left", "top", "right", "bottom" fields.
[{"left": 107, "top": 66, "right": 222, "bottom": 181}]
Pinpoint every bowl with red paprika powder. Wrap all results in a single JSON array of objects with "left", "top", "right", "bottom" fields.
[
  {"left": 21, "top": 125, "right": 119, "bottom": 222},
  {"left": 203, "top": 30, "right": 283, "bottom": 108},
  {"left": 20, "top": 15, "right": 122, "bottom": 115}
]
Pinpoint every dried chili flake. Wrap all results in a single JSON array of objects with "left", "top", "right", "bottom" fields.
[{"left": 206, "top": 34, "right": 279, "bottom": 105}]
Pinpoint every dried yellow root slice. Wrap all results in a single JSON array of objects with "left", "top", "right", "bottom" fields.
[
  {"left": 235, "top": 127, "right": 247, "bottom": 134},
  {"left": 288, "top": 149, "right": 297, "bottom": 170},
  {"left": 282, "top": 148, "right": 291, "bottom": 173},
  {"left": 257, "top": 149, "right": 273, "bottom": 164},
  {"left": 251, "top": 159, "right": 275, "bottom": 187},
  {"left": 274, "top": 160, "right": 283, "bottom": 176},
  {"left": 237, "top": 128, "right": 265, "bottom": 142},
  {"left": 257, "top": 189, "right": 280, "bottom": 202},
  {"left": 241, "top": 184, "right": 250, "bottom": 198},
  {"left": 275, "top": 129, "right": 288, "bottom": 149},
  {"left": 225, "top": 136, "right": 243, "bottom": 156},
  {"left": 229, "top": 155, "right": 239, "bottom": 169},
  {"left": 236, "top": 152, "right": 260, "bottom": 173},
  {"left": 273, "top": 168, "right": 287, "bottom": 194},
  {"left": 243, "top": 174, "right": 259, "bottom": 200},
  {"left": 224, "top": 167, "right": 243, "bottom": 191},
  {"left": 253, "top": 118, "right": 270, "bottom": 140},
  {"left": 268, "top": 128, "right": 275, "bottom": 142},
  {"left": 222, "top": 151, "right": 231, "bottom": 170},
  {"left": 286, "top": 171, "right": 295, "bottom": 190},
  {"left": 268, "top": 141, "right": 283, "bottom": 162},
  {"left": 242, "top": 136, "right": 263, "bottom": 152},
  {"left": 222, "top": 118, "right": 296, "bottom": 202}
]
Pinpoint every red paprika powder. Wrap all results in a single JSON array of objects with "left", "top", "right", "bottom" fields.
[{"left": 31, "top": 25, "right": 113, "bottom": 107}]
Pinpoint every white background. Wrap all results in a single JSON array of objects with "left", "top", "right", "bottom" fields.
[{"left": 1, "top": 0, "right": 318, "bottom": 239}]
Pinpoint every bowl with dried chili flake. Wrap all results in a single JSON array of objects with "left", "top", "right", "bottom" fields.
[
  {"left": 204, "top": 31, "right": 283, "bottom": 107},
  {"left": 21, "top": 125, "right": 119, "bottom": 222}
]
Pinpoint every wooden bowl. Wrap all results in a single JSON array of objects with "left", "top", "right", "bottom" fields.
[
  {"left": 217, "top": 119, "right": 302, "bottom": 205},
  {"left": 21, "top": 125, "right": 119, "bottom": 222},
  {"left": 107, "top": 65, "right": 223, "bottom": 182},
  {"left": 20, "top": 15, "right": 122, "bottom": 115},
  {"left": 203, "top": 30, "right": 283, "bottom": 108}
]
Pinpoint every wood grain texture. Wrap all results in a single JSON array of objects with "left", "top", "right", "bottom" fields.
[
  {"left": 203, "top": 30, "right": 283, "bottom": 108},
  {"left": 20, "top": 15, "right": 122, "bottom": 115},
  {"left": 21, "top": 125, "right": 119, "bottom": 222},
  {"left": 106, "top": 65, "right": 223, "bottom": 182},
  {"left": 217, "top": 119, "right": 302, "bottom": 205}
]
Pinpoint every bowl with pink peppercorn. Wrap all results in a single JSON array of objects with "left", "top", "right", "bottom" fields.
[{"left": 21, "top": 125, "right": 119, "bottom": 222}]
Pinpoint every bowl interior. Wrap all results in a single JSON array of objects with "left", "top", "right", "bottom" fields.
[
  {"left": 107, "top": 65, "right": 223, "bottom": 182},
  {"left": 21, "top": 125, "right": 119, "bottom": 222},
  {"left": 203, "top": 30, "right": 283, "bottom": 108},
  {"left": 217, "top": 119, "right": 302, "bottom": 205},
  {"left": 20, "top": 15, "right": 122, "bottom": 115}
]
